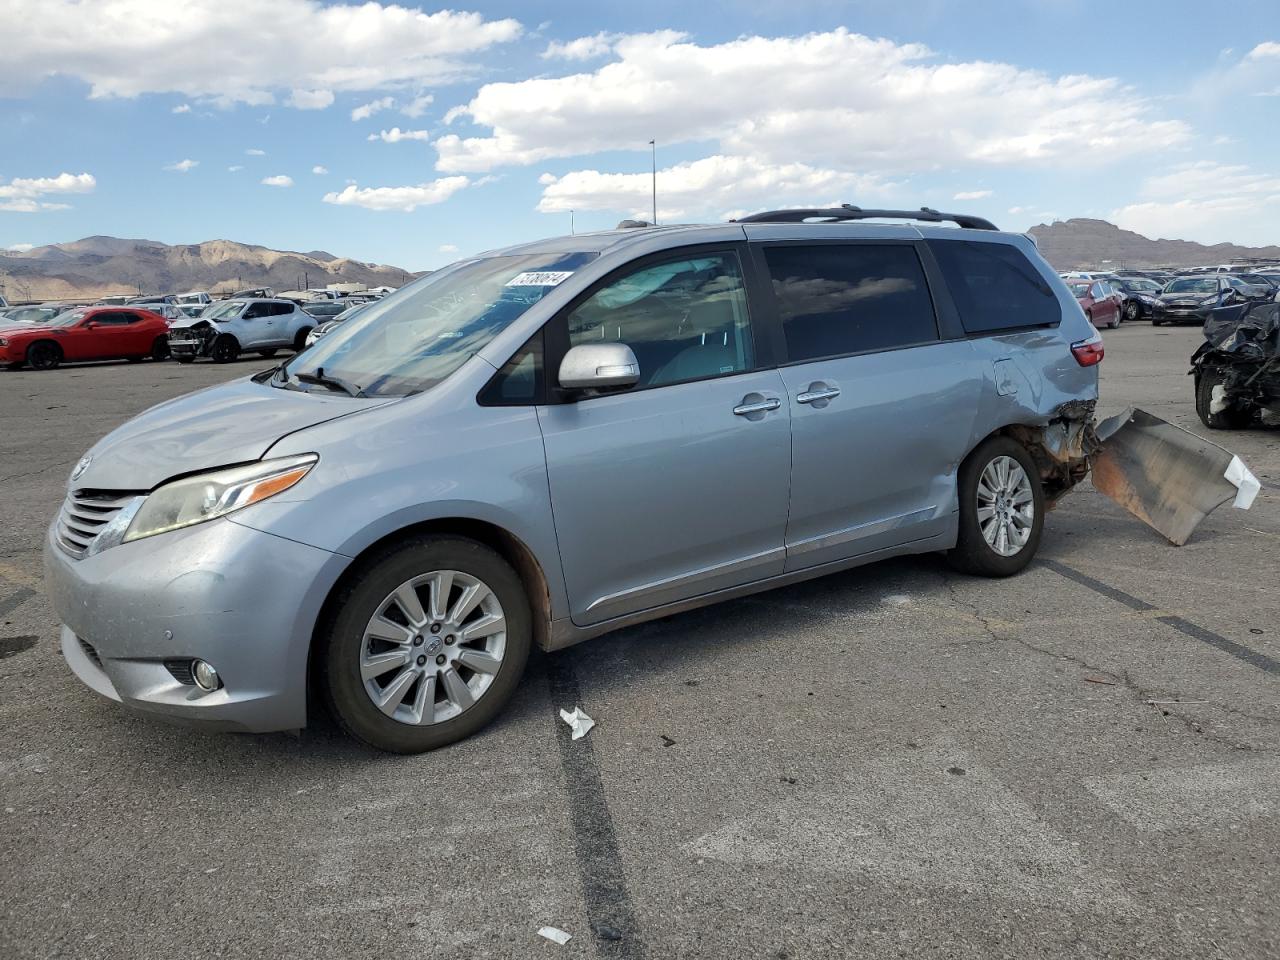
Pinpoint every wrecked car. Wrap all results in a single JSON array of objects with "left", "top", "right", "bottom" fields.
[
  {"left": 1191, "top": 299, "right": 1280, "bottom": 429},
  {"left": 166, "top": 298, "right": 315, "bottom": 363},
  {"left": 43, "top": 206, "right": 1253, "bottom": 754},
  {"left": 1152, "top": 275, "right": 1271, "bottom": 327}
]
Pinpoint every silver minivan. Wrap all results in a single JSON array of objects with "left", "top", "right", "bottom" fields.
[{"left": 45, "top": 208, "right": 1103, "bottom": 753}]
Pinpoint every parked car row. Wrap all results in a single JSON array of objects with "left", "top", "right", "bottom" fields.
[
  {"left": 0, "top": 289, "right": 387, "bottom": 371},
  {"left": 1060, "top": 267, "right": 1279, "bottom": 327}
]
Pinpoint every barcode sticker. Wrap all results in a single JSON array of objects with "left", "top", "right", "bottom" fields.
[{"left": 505, "top": 271, "right": 575, "bottom": 287}]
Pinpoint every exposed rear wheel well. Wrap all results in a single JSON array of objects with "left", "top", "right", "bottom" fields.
[{"left": 968, "top": 419, "right": 1091, "bottom": 505}]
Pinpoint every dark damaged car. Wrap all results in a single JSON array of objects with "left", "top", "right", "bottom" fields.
[
  {"left": 1191, "top": 299, "right": 1280, "bottom": 429},
  {"left": 1153, "top": 275, "right": 1272, "bottom": 326}
]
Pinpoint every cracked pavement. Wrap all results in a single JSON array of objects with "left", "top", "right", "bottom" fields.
[{"left": 1, "top": 328, "right": 1279, "bottom": 960}]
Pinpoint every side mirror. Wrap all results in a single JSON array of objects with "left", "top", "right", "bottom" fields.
[
  {"left": 558, "top": 342, "right": 640, "bottom": 392},
  {"left": 84, "top": 321, "right": 98, "bottom": 330}
]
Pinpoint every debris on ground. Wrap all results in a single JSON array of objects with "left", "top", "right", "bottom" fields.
[
  {"left": 1083, "top": 677, "right": 1117, "bottom": 685},
  {"left": 592, "top": 923, "right": 623, "bottom": 941},
  {"left": 660, "top": 735, "right": 676, "bottom": 747},
  {"left": 558, "top": 707, "right": 595, "bottom": 741},
  {"left": 538, "top": 926, "right": 572, "bottom": 945},
  {"left": 1090, "top": 407, "right": 1259, "bottom": 545}
]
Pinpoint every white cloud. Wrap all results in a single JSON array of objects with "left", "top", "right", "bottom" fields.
[
  {"left": 312, "top": 165, "right": 328, "bottom": 175},
  {"left": 1111, "top": 161, "right": 1280, "bottom": 246},
  {"left": 953, "top": 189, "right": 993, "bottom": 200},
  {"left": 285, "top": 88, "right": 334, "bottom": 110},
  {"left": 172, "top": 103, "right": 191, "bottom": 114},
  {"left": 322, "top": 176, "right": 470, "bottom": 212},
  {"left": 401, "top": 93, "right": 434, "bottom": 118},
  {"left": 438, "top": 243, "right": 459, "bottom": 253},
  {"left": 542, "top": 32, "right": 622, "bottom": 60},
  {"left": 351, "top": 96, "right": 395, "bottom": 121},
  {"left": 437, "top": 29, "right": 1188, "bottom": 175},
  {"left": 246, "top": 148, "right": 265, "bottom": 156},
  {"left": 0, "top": 172, "right": 96, "bottom": 212},
  {"left": 0, "top": 1, "right": 522, "bottom": 108},
  {"left": 1193, "top": 42, "right": 1280, "bottom": 102},
  {"left": 165, "top": 158, "right": 199, "bottom": 172},
  {"left": 537, "top": 155, "right": 890, "bottom": 221},
  {"left": 261, "top": 174, "right": 294, "bottom": 187},
  {"left": 228, "top": 165, "right": 244, "bottom": 172},
  {"left": 4, "top": 242, "right": 35, "bottom": 252},
  {"left": 1247, "top": 42, "right": 1280, "bottom": 60},
  {"left": 368, "top": 127, "right": 430, "bottom": 143}
]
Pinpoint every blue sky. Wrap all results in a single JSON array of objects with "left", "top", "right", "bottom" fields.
[{"left": 2, "top": 0, "right": 1279, "bottom": 271}]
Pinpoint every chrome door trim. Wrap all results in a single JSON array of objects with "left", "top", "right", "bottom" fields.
[
  {"left": 796, "top": 387, "right": 841, "bottom": 405},
  {"left": 581, "top": 546, "right": 785, "bottom": 621},
  {"left": 786, "top": 505, "right": 938, "bottom": 558},
  {"left": 733, "top": 397, "right": 781, "bottom": 416}
]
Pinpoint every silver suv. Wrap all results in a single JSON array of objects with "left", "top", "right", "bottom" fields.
[
  {"left": 166, "top": 297, "right": 315, "bottom": 362},
  {"left": 45, "top": 208, "right": 1102, "bottom": 753}
]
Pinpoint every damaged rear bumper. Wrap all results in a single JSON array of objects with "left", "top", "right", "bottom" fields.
[{"left": 1013, "top": 401, "right": 1260, "bottom": 546}]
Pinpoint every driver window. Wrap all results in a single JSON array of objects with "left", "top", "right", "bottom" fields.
[
  {"left": 243, "top": 303, "right": 269, "bottom": 319},
  {"left": 565, "top": 252, "right": 754, "bottom": 388}
]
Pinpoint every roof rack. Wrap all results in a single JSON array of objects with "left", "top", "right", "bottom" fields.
[{"left": 734, "top": 204, "right": 998, "bottom": 231}]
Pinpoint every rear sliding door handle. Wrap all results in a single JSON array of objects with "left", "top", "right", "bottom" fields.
[
  {"left": 796, "top": 386, "right": 841, "bottom": 405},
  {"left": 733, "top": 397, "right": 782, "bottom": 417}
]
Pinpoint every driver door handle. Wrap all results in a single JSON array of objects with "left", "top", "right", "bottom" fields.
[{"left": 733, "top": 397, "right": 781, "bottom": 416}]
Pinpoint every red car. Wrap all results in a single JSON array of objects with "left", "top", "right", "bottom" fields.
[
  {"left": 0, "top": 306, "right": 171, "bottom": 371},
  {"left": 1065, "top": 279, "right": 1123, "bottom": 329}
]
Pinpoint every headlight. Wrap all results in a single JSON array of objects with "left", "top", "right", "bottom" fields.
[{"left": 122, "top": 454, "right": 317, "bottom": 544}]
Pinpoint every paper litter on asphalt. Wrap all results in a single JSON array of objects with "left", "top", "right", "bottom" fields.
[
  {"left": 559, "top": 706, "right": 595, "bottom": 740},
  {"left": 538, "top": 926, "right": 572, "bottom": 945}
]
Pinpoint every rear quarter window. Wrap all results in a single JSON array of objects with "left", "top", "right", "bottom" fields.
[{"left": 928, "top": 239, "right": 1060, "bottom": 334}]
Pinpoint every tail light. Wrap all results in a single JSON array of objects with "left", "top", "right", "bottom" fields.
[{"left": 1071, "top": 332, "right": 1105, "bottom": 367}]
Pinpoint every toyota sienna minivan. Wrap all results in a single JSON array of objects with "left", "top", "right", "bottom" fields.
[{"left": 45, "top": 207, "right": 1103, "bottom": 753}]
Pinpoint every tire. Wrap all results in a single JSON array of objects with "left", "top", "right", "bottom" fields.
[
  {"left": 175, "top": 356, "right": 195, "bottom": 364},
  {"left": 1195, "top": 367, "right": 1252, "bottom": 430},
  {"left": 947, "top": 437, "right": 1045, "bottom": 578},
  {"left": 1125, "top": 301, "right": 1140, "bottom": 322},
  {"left": 321, "top": 536, "right": 533, "bottom": 754},
  {"left": 293, "top": 328, "right": 313, "bottom": 352},
  {"left": 210, "top": 335, "right": 241, "bottom": 363},
  {"left": 258, "top": 349, "right": 278, "bottom": 359},
  {"left": 150, "top": 337, "right": 170, "bottom": 361},
  {"left": 1151, "top": 317, "right": 1163, "bottom": 327},
  {"left": 26, "top": 341, "right": 61, "bottom": 371},
  {"left": 1112, "top": 310, "right": 1123, "bottom": 328}
]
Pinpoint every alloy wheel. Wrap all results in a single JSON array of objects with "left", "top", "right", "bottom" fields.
[
  {"left": 359, "top": 570, "right": 507, "bottom": 725},
  {"left": 976, "top": 455, "right": 1035, "bottom": 557}
]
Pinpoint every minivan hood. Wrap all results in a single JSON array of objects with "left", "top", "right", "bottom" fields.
[{"left": 74, "top": 377, "right": 388, "bottom": 491}]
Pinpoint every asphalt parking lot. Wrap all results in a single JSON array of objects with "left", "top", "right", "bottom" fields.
[{"left": 2, "top": 326, "right": 1278, "bottom": 960}]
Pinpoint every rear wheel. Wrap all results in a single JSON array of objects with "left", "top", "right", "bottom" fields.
[
  {"left": 150, "top": 337, "right": 170, "bottom": 361},
  {"left": 948, "top": 437, "right": 1044, "bottom": 578},
  {"left": 1125, "top": 300, "right": 1140, "bottom": 321},
  {"left": 26, "top": 341, "right": 61, "bottom": 371},
  {"left": 1195, "top": 367, "right": 1253, "bottom": 430},
  {"left": 322, "top": 537, "right": 532, "bottom": 754},
  {"left": 210, "top": 335, "right": 241, "bottom": 363}
]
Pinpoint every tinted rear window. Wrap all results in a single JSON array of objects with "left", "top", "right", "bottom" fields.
[
  {"left": 763, "top": 243, "right": 939, "bottom": 362},
  {"left": 928, "top": 239, "right": 1059, "bottom": 334}
]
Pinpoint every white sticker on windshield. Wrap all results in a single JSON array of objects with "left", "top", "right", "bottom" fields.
[{"left": 505, "top": 271, "right": 575, "bottom": 287}]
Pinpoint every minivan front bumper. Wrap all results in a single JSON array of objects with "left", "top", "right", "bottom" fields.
[{"left": 44, "top": 514, "right": 348, "bottom": 732}]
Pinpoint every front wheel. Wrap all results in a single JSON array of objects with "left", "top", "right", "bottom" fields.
[
  {"left": 293, "top": 328, "right": 313, "bottom": 352},
  {"left": 322, "top": 537, "right": 532, "bottom": 754},
  {"left": 150, "top": 337, "right": 170, "bottom": 361},
  {"left": 1195, "top": 367, "right": 1253, "bottom": 430},
  {"left": 948, "top": 437, "right": 1044, "bottom": 577},
  {"left": 26, "top": 341, "right": 61, "bottom": 371},
  {"left": 1125, "top": 301, "right": 1140, "bottom": 321},
  {"left": 210, "top": 335, "right": 241, "bottom": 363}
]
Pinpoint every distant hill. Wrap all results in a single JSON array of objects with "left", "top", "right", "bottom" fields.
[
  {"left": 1028, "top": 219, "right": 1280, "bottom": 271},
  {"left": 0, "top": 236, "right": 421, "bottom": 301}
]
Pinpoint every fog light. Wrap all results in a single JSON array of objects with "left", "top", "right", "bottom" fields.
[{"left": 192, "top": 659, "right": 221, "bottom": 691}]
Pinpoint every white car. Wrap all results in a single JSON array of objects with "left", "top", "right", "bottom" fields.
[
  {"left": 166, "top": 298, "right": 316, "bottom": 363},
  {"left": 175, "top": 291, "right": 212, "bottom": 305}
]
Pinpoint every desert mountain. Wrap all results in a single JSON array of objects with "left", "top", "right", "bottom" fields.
[
  {"left": 0, "top": 236, "right": 421, "bottom": 301},
  {"left": 1028, "top": 219, "right": 1280, "bottom": 271}
]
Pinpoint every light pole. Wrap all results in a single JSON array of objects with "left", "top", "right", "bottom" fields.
[
  {"left": 649, "top": 139, "right": 657, "bottom": 225},
  {"left": 570, "top": 209, "right": 575, "bottom": 235}
]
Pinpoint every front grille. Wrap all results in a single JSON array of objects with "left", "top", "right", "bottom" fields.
[
  {"left": 77, "top": 636, "right": 103, "bottom": 670},
  {"left": 164, "top": 659, "right": 196, "bottom": 685},
  {"left": 56, "top": 491, "right": 138, "bottom": 559}
]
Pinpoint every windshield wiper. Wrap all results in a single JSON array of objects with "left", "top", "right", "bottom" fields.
[{"left": 293, "top": 367, "right": 363, "bottom": 398}]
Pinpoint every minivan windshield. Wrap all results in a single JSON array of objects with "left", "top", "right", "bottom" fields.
[{"left": 282, "top": 251, "right": 598, "bottom": 397}]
